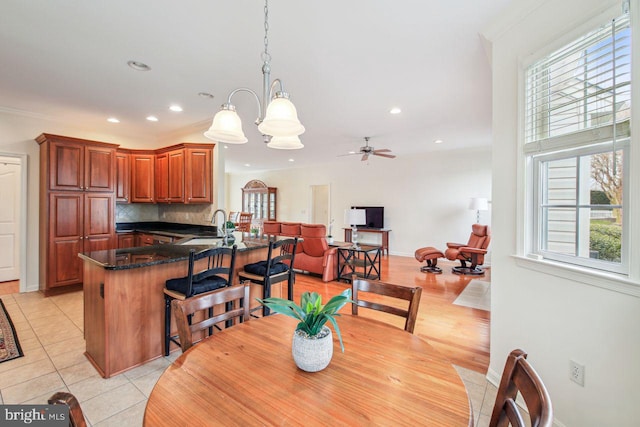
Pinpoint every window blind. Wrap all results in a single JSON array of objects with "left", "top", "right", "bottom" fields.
[{"left": 525, "top": 13, "right": 631, "bottom": 154}]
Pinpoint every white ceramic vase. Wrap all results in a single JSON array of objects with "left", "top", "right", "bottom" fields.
[{"left": 291, "top": 326, "right": 333, "bottom": 372}]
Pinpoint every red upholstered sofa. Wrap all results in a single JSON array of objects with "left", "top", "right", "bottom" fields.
[{"left": 263, "top": 221, "right": 337, "bottom": 282}]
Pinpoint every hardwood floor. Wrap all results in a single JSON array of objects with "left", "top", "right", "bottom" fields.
[
  {"left": 0, "top": 280, "right": 19, "bottom": 296},
  {"left": 291, "top": 255, "right": 490, "bottom": 374}
]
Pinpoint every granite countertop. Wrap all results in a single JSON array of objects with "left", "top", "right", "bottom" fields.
[
  {"left": 79, "top": 234, "right": 275, "bottom": 270},
  {"left": 115, "top": 221, "right": 220, "bottom": 238}
]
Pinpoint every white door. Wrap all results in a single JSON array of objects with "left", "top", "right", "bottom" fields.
[
  {"left": 0, "top": 157, "right": 20, "bottom": 282},
  {"left": 311, "top": 184, "right": 330, "bottom": 227}
]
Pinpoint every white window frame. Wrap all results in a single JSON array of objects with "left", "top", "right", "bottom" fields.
[
  {"left": 520, "top": 4, "right": 634, "bottom": 282},
  {"left": 531, "top": 141, "right": 629, "bottom": 274}
]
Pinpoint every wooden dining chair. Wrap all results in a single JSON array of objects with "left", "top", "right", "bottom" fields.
[
  {"left": 164, "top": 245, "right": 237, "bottom": 355},
  {"left": 48, "top": 392, "right": 87, "bottom": 427},
  {"left": 351, "top": 276, "right": 422, "bottom": 333},
  {"left": 171, "top": 282, "right": 251, "bottom": 353},
  {"left": 489, "top": 349, "right": 553, "bottom": 427},
  {"left": 236, "top": 212, "right": 253, "bottom": 232},
  {"left": 239, "top": 238, "right": 298, "bottom": 316}
]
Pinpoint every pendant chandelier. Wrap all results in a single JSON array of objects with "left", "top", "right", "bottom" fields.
[{"left": 204, "top": 0, "right": 305, "bottom": 149}]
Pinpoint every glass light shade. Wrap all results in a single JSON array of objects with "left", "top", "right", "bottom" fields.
[
  {"left": 344, "top": 209, "right": 366, "bottom": 226},
  {"left": 267, "top": 135, "right": 304, "bottom": 150},
  {"left": 203, "top": 108, "right": 248, "bottom": 144},
  {"left": 258, "top": 97, "right": 305, "bottom": 137}
]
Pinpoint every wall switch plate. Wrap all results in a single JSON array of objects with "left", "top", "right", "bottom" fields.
[{"left": 569, "top": 360, "right": 585, "bottom": 386}]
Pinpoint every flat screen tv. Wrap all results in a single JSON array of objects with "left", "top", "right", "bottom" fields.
[{"left": 351, "top": 206, "right": 384, "bottom": 229}]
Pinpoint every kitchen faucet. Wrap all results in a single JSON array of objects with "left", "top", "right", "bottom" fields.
[{"left": 211, "top": 209, "right": 227, "bottom": 236}]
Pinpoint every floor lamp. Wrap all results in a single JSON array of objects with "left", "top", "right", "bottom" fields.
[{"left": 469, "top": 198, "right": 489, "bottom": 223}]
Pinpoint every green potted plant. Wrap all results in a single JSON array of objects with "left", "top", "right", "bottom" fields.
[{"left": 258, "top": 289, "right": 352, "bottom": 372}]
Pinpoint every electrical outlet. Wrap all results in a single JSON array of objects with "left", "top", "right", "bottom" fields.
[{"left": 569, "top": 360, "right": 585, "bottom": 386}]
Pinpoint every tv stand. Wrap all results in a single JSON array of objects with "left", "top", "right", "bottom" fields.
[{"left": 343, "top": 228, "right": 391, "bottom": 255}]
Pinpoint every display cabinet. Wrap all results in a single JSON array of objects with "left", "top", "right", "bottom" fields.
[{"left": 241, "top": 180, "right": 277, "bottom": 222}]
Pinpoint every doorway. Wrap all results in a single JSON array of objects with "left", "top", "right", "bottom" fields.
[
  {"left": 0, "top": 154, "right": 26, "bottom": 293},
  {"left": 310, "top": 184, "right": 330, "bottom": 228}
]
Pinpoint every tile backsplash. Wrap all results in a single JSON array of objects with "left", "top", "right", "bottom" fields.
[{"left": 116, "top": 203, "right": 216, "bottom": 225}]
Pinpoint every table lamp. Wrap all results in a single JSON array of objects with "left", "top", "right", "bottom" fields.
[
  {"left": 469, "top": 197, "right": 489, "bottom": 223},
  {"left": 345, "top": 208, "right": 366, "bottom": 248}
]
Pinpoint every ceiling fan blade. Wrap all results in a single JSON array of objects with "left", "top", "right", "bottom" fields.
[
  {"left": 373, "top": 148, "right": 391, "bottom": 153},
  {"left": 337, "top": 152, "right": 360, "bottom": 157},
  {"left": 373, "top": 152, "right": 396, "bottom": 158},
  {"left": 361, "top": 153, "right": 369, "bottom": 161}
]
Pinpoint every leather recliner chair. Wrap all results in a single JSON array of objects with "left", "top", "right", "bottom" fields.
[
  {"left": 294, "top": 224, "right": 338, "bottom": 282},
  {"left": 444, "top": 224, "right": 491, "bottom": 275}
]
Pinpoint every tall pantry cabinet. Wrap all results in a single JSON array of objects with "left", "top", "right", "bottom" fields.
[{"left": 37, "top": 134, "right": 117, "bottom": 295}]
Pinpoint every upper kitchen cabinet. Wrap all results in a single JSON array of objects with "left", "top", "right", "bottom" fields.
[
  {"left": 115, "top": 149, "right": 130, "bottom": 203},
  {"left": 130, "top": 151, "right": 155, "bottom": 203},
  {"left": 36, "top": 133, "right": 116, "bottom": 192},
  {"left": 155, "top": 147, "right": 185, "bottom": 203},
  {"left": 153, "top": 143, "right": 214, "bottom": 204},
  {"left": 185, "top": 144, "right": 214, "bottom": 204}
]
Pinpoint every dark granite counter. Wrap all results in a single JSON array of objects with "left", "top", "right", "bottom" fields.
[
  {"left": 79, "top": 233, "right": 274, "bottom": 270},
  {"left": 115, "top": 221, "right": 220, "bottom": 238}
]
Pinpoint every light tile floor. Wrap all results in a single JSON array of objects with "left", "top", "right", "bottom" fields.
[{"left": 0, "top": 290, "right": 498, "bottom": 426}]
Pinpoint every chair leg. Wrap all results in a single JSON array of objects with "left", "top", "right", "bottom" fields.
[
  {"left": 263, "top": 279, "right": 271, "bottom": 317},
  {"left": 287, "top": 271, "right": 295, "bottom": 301},
  {"left": 164, "top": 295, "right": 172, "bottom": 356}
]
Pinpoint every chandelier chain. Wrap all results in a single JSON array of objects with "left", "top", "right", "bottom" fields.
[{"left": 262, "top": 0, "right": 271, "bottom": 63}]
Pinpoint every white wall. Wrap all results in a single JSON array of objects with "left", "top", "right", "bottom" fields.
[
  {"left": 487, "top": 0, "right": 640, "bottom": 425},
  {"left": 227, "top": 147, "right": 492, "bottom": 257}
]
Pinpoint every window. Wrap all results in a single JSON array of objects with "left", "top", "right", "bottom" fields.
[{"left": 525, "top": 11, "right": 631, "bottom": 274}]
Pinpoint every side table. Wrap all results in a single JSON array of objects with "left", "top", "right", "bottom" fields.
[{"left": 337, "top": 244, "right": 382, "bottom": 282}]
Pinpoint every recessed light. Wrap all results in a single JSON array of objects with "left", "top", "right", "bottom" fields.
[
  {"left": 244, "top": 163, "right": 251, "bottom": 167},
  {"left": 434, "top": 139, "right": 444, "bottom": 144},
  {"left": 127, "top": 60, "right": 151, "bottom": 71},
  {"left": 223, "top": 145, "right": 228, "bottom": 149},
  {"left": 169, "top": 105, "right": 183, "bottom": 112},
  {"left": 389, "top": 107, "right": 402, "bottom": 114},
  {"left": 146, "top": 116, "right": 159, "bottom": 122},
  {"left": 107, "top": 117, "right": 120, "bottom": 123},
  {"left": 288, "top": 158, "right": 294, "bottom": 162},
  {"left": 198, "top": 92, "right": 215, "bottom": 99}
]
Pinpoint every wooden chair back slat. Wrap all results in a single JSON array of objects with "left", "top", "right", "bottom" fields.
[
  {"left": 489, "top": 349, "right": 553, "bottom": 427},
  {"left": 172, "top": 283, "right": 250, "bottom": 353},
  {"left": 351, "top": 276, "right": 422, "bottom": 333}
]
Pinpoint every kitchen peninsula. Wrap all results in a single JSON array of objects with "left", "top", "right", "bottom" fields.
[{"left": 79, "top": 234, "right": 271, "bottom": 378}]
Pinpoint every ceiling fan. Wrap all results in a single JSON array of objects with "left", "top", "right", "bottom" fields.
[{"left": 341, "top": 137, "right": 396, "bottom": 161}]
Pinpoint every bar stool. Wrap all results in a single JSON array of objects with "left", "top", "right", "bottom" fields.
[
  {"left": 164, "top": 245, "right": 237, "bottom": 355},
  {"left": 238, "top": 238, "right": 298, "bottom": 316}
]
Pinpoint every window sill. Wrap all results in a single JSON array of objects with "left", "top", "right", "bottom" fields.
[{"left": 512, "top": 255, "right": 640, "bottom": 298}]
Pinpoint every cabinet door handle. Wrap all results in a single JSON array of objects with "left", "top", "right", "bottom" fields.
[{"left": 80, "top": 236, "right": 83, "bottom": 240}]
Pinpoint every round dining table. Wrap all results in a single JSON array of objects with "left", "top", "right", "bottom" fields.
[{"left": 144, "top": 314, "right": 474, "bottom": 426}]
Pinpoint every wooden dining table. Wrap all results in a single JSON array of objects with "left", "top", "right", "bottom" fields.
[{"left": 144, "top": 314, "right": 474, "bottom": 426}]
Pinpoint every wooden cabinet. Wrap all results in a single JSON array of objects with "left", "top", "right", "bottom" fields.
[
  {"left": 46, "top": 192, "right": 115, "bottom": 290},
  {"left": 130, "top": 151, "right": 155, "bottom": 203},
  {"left": 242, "top": 180, "right": 277, "bottom": 222},
  {"left": 37, "top": 133, "right": 118, "bottom": 294},
  {"left": 37, "top": 134, "right": 116, "bottom": 192},
  {"left": 115, "top": 149, "right": 130, "bottom": 203},
  {"left": 118, "top": 233, "right": 135, "bottom": 249},
  {"left": 155, "top": 144, "right": 212, "bottom": 204},
  {"left": 185, "top": 146, "right": 213, "bottom": 203},
  {"left": 155, "top": 148, "right": 185, "bottom": 203},
  {"left": 137, "top": 233, "right": 155, "bottom": 247},
  {"left": 117, "top": 144, "right": 213, "bottom": 205}
]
